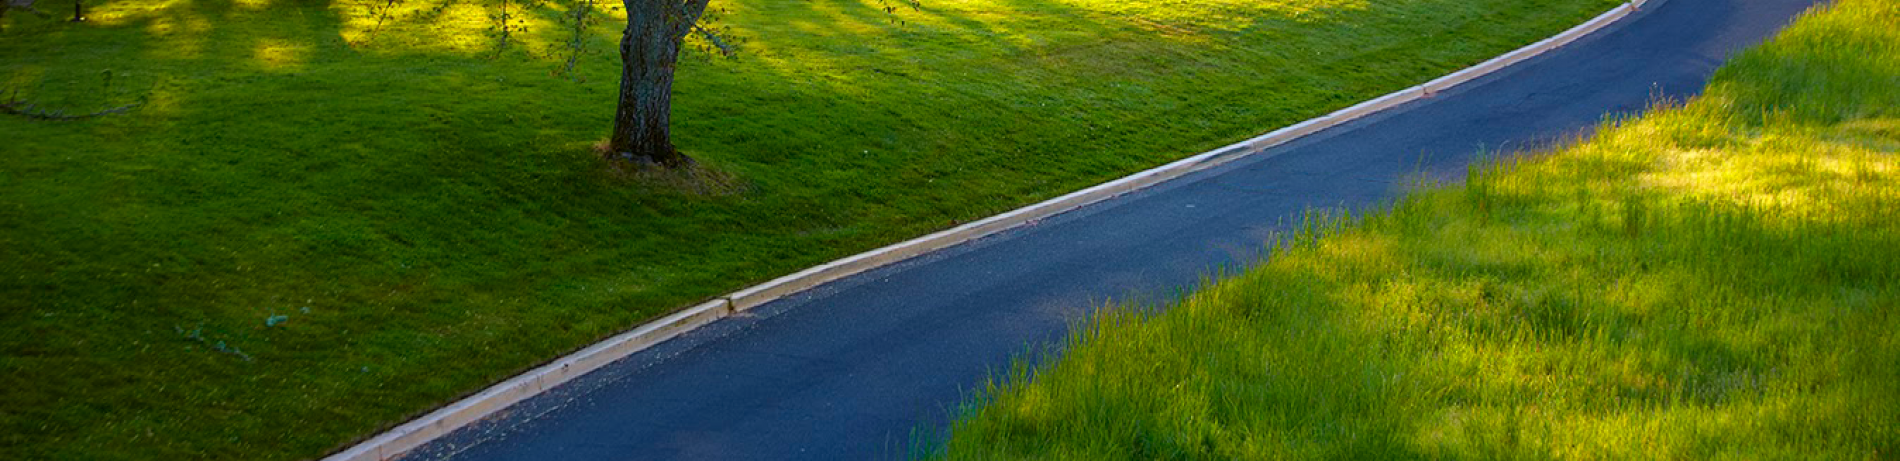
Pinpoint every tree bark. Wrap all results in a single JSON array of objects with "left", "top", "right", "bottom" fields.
[{"left": 608, "top": 0, "right": 709, "bottom": 167}]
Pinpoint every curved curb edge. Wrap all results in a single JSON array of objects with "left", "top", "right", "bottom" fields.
[{"left": 325, "top": 2, "right": 1653, "bottom": 459}]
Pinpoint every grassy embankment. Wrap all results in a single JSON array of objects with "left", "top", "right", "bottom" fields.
[
  {"left": 2, "top": 0, "right": 1624, "bottom": 458},
  {"left": 938, "top": 1, "right": 1899, "bottom": 459}
]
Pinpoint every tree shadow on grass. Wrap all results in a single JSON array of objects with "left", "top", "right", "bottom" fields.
[{"left": 0, "top": 0, "right": 1655, "bottom": 459}]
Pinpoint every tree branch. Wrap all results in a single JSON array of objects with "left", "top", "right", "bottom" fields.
[
  {"left": 691, "top": 23, "right": 736, "bottom": 56},
  {"left": 553, "top": 0, "right": 597, "bottom": 77},
  {"left": 669, "top": 0, "right": 712, "bottom": 39}
]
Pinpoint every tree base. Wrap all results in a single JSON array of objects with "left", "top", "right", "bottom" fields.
[
  {"left": 596, "top": 148, "right": 742, "bottom": 196},
  {"left": 601, "top": 148, "right": 695, "bottom": 169}
]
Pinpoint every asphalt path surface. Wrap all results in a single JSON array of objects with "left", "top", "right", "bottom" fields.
[{"left": 404, "top": 0, "right": 1822, "bottom": 459}]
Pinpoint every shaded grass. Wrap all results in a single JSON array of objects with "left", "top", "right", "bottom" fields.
[
  {"left": 936, "top": 1, "right": 1900, "bottom": 459},
  {"left": 1, "top": 0, "right": 1624, "bottom": 459}
]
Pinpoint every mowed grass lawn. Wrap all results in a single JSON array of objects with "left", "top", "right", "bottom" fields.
[
  {"left": 937, "top": 1, "right": 1899, "bottom": 459},
  {"left": 2, "top": 0, "right": 1624, "bottom": 458}
]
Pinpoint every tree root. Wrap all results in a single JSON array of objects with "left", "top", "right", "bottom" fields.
[
  {"left": 1, "top": 99, "right": 139, "bottom": 120},
  {"left": 1, "top": 0, "right": 52, "bottom": 21}
]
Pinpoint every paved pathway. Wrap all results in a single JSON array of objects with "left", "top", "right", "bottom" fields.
[{"left": 405, "top": 0, "right": 1822, "bottom": 459}]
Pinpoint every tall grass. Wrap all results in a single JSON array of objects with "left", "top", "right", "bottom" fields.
[{"left": 937, "top": 1, "right": 1899, "bottom": 458}]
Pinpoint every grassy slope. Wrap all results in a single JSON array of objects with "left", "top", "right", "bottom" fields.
[
  {"left": 0, "top": 0, "right": 1623, "bottom": 458},
  {"left": 938, "top": 1, "right": 1900, "bottom": 459}
]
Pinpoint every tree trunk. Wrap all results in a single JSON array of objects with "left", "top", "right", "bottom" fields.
[{"left": 607, "top": 1, "right": 695, "bottom": 167}]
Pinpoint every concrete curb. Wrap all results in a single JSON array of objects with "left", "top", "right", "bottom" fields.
[
  {"left": 729, "top": 1, "right": 1641, "bottom": 312},
  {"left": 323, "top": 300, "right": 731, "bottom": 461},
  {"left": 323, "top": 3, "right": 1651, "bottom": 459},
  {"left": 1423, "top": 4, "right": 1635, "bottom": 97}
]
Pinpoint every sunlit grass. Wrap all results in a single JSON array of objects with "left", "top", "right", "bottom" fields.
[
  {"left": 2, "top": 0, "right": 1624, "bottom": 459},
  {"left": 337, "top": 1, "right": 536, "bottom": 52},
  {"left": 936, "top": 1, "right": 1898, "bottom": 459}
]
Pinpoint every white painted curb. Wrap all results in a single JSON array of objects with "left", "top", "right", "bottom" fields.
[{"left": 323, "top": 2, "right": 1651, "bottom": 459}]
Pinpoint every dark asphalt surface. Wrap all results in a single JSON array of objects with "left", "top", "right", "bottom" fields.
[{"left": 403, "top": 1, "right": 1822, "bottom": 459}]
